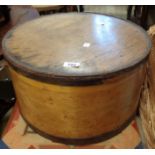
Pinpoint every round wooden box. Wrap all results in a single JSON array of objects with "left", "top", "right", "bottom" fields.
[{"left": 2, "top": 13, "right": 151, "bottom": 145}]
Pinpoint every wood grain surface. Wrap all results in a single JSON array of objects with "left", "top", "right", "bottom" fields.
[
  {"left": 9, "top": 63, "right": 145, "bottom": 140},
  {"left": 2, "top": 13, "right": 151, "bottom": 143},
  {"left": 2, "top": 13, "right": 151, "bottom": 85}
]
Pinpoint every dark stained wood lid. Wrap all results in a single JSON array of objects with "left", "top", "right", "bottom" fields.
[{"left": 2, "top": 13, "right": 151, "bottom": 85}]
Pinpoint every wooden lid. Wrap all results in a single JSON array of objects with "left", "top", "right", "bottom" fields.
[{"left": 2, "top": 13, "right": 151, "bottom": 85}]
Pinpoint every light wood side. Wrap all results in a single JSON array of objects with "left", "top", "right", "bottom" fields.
[{"left": 9, "top": 62, "right": 146, "bottom": 139}]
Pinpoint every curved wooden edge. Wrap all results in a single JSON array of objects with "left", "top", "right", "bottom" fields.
[
  {"left": 19, "top": 107, "right": 136, "bottom": 145},
  {"left": 2, "top": 12, "right": 152, "bottom": 86},
  {"left": 6, "top": 56, "right": 148, "bottom": 86}
]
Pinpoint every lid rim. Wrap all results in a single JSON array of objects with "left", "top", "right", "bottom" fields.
[{"left": 5, "top": 55, "right": 148, "bottom": 86}]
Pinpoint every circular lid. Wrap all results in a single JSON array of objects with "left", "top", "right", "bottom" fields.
[{"left": 2, "top": 13, "right": 151, "bottom": 85}]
